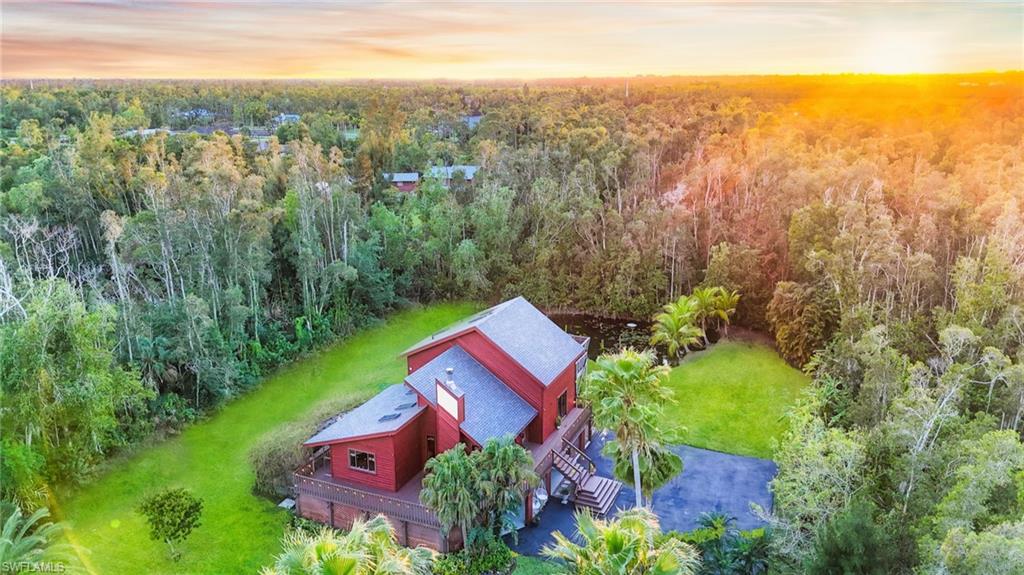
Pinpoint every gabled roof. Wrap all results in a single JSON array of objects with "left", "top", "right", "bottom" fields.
[
  {"left": 383, "top": 172, "right": 420, "bottom": 183},
  {"left": 403, "top": 296, "right": 585, "bottom": 386},
  {"left": 427, "top": 165, "right": 479, "bottom": 181},
  {"left": 304, "top": 384, "right": 424, "bottom": 446},
  {"left": 405, "top": 345, "right": 536, "bottom": 445}
]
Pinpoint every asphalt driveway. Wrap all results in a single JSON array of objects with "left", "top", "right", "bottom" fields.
[{"left": 512, "top": 433, "right": 777, "bottom": 556}]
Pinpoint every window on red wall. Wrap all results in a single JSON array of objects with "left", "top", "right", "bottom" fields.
[
  {"left": 557, "top": 390, "right": 568, "bottom": 417},
  {"left": 348, "top": 449, "right": 376, "bottom": 473}
]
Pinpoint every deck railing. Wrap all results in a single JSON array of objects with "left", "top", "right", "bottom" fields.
[
  {"left": 533, "top": 405, "right": 590, "bottom": 477},
  {"left": 294, "top": 459, "right": 441, "bottom": 528}
]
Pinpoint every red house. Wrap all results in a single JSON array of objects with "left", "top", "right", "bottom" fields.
[{"left": 294, "top": 297, "right": 622, "bottom": 550}]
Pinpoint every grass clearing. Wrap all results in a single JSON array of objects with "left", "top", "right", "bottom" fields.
[
  {"left": 55, "top": 303, "right": 478, "bottom": 575},
  {"left": 664, "top": 339, "right": 810, "bottom": 459}
]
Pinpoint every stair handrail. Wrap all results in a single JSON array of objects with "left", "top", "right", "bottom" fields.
[
  {"left": 562, "top": 437, "right": 596, "bottom": 473},
  {"left": 552, "top": 449, "right": 585, "bottom": 484}
]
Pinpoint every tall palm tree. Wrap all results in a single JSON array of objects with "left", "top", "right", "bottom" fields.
[
  {"left": 261, "top": 516, "right": 433, "bottom": 575},
  {"left": 0, "top": 504, "right": 67, "bottom": 567},
  {"left": 650, "top": 296, "right": 704, "bottom": 362},
  {"left": 542, "top": 508, "right": 700, "bottom": 575},
  {"left": 581, "top": 349, "right": 680, "bottom": 507},
  {"left": 419, "top": 444, "right": 479, "bottom": 547}
]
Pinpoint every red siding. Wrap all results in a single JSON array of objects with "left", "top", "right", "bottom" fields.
[
  {"left": 330, "top": 436, "right": 396, "bottom": 490},
  {"left": 541, "top": 361, "right": 580, "bottom": 439},
  {"left": 327, "top": 411, "right": 425, "bottom": 492},
  {"left": 436, "top": 405, "right": 462, "bottom": 453},
  {"left": 393, "top": 412, "right": 425, "bottom": 488}
]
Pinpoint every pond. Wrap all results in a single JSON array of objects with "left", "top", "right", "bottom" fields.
[{"left": 548, "top": 312, "right": 661, "bottom": 361}]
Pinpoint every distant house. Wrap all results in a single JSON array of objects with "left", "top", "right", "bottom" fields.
[
  {"left": 274, "top": 113, "right": 301, "bottom": 126},
  {"left": 293, "top": 297, "right": 615, "bottom": 551},
  {"left": 462, "top": 114, "right": 483, "bottom": 129},
  {"left": 427, "top": 165, "right": 479, "bottom": 188},
  {"left": 173, "top": 108, "right": 214, "bottom": 123},
  {"left": 119, "top": 127, "right": 172, "bottom": 139},
  {"left": 383, "top": 172, "right": 420, "bottom": 193}
]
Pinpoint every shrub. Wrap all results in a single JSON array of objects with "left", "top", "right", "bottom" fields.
[
  {"left": 660, "top": 513, "right": 770, "bottom": 575},
  {"left": 431, "top": 538, "right": 516, "bottom": 575},
  {"left": 248, "top": 394, "right": 369, "bottom": 500}
]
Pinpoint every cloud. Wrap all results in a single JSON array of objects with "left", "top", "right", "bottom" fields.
[{"left": 2, "top": 1, "right": 1020, "bottom": 78}]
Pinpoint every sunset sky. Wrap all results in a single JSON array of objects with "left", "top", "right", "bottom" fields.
[{"left": 2, "top": 1, "right": 1022, "bottom": 79}]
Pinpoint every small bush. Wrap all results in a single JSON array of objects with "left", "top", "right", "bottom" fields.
[
  {"left": 432, "top": 538, "right": 516, "bottom": 575},
  {"left": 248, "top": 394, "right": 369, "bottom": 500}
]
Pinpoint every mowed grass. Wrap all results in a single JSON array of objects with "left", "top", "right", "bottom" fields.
[
  {"left": 514, "top": 557, "right": 562, "bottom": 574},
  {"left": 665, "top": 340, "right": 810, "bottom": 459},
  {"left": 55, "top": 303, "right": 479, "bottom": 575}
]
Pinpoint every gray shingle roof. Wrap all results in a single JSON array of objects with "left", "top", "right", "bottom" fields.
[
  {"left": 404, "top": 297, "right": 584, "bottom": 386},
  {"left": 405, "top": 345, "right": 536, "bottom": 445},
  {"left": 383, "top": 172, "right": 420, "bottom": 183},
  {"left": 304, "top": 384, "right": 424, "bottom": 446}
]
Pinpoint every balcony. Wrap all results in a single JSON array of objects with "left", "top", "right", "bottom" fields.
[
  {"left": 294, "top": 451, "right": 441, "bottom": 528},
  {"left": 526, "top": 405, "right": 591, "bottom": 478}
]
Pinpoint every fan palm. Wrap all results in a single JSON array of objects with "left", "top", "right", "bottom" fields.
[
  {"left": 0, "top": 503, "right": 67, "bottom": 567},
  {"left": 542, "top": 507, "right": 700, "bottom": 575},
  {"left": 581, "top": 349, "right": 679, "bottom": 507},
  {"left": 260, "top": 516, "right": 433, "bottom": 575},
  {"left": 650, "top": 297, "right": 704, "bottom": 362}
]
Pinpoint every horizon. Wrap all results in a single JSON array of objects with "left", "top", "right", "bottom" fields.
[{"left": 3, "top": 1, "right": 1022, "bottom": 80}]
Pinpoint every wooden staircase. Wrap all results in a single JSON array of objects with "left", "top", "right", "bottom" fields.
[{"left": 552, "top": 439, "right": 622, "bottom": 517}]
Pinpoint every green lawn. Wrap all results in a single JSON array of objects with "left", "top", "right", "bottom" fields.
[
  {"left": 664, "top": 339, "right": 810, "bottom": 459},
  {"left": 56, "top": 303, "right": 478, "bottom": 575},
  {"left": 514, "top": 556, "right": 562, "bottom": 574}
]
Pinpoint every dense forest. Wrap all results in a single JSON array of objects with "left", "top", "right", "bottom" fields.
[{"left": 1, "top": 73, "right": 1022, "bottom": 572}]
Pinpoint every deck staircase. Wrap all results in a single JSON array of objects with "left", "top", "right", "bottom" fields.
[{"left": 552, "top": 439, "right": 622, "bottom": 517}]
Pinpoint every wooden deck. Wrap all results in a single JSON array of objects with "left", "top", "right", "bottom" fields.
[
  {"left": 294, "top": 452, "right": 441, "bottom": 528},
  {"left": 527, "top": 405, "right": 591, "bottom": 478}
]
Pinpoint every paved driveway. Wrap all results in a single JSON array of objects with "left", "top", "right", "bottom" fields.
[{"left": 512, "top": 434, "right": 777, "bottom": 556}]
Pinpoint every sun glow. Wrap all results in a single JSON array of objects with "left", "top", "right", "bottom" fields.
[{"left": 856, "top": 30, "right": 939, "bottom": 74}]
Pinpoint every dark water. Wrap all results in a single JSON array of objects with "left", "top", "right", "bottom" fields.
[{"left": 549, "top": 313, "right": 657, "bottom": 361}]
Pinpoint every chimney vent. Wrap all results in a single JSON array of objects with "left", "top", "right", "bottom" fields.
[{"left": 445, "top": 367, "right": 456, "bottom": 389}]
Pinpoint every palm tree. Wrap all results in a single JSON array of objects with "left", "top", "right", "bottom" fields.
[
  {"left": 542, "top": 508, "right": 700, "bottom": 575},
  {"left": 261, "top": 516, "right": 433, "bottom": 575},
  {"left": 419, "top": 444, "right": 479, "bottom": 548},
  {"left": 690, "top": 287, "right": 722, "bottom": 347},
  {"left": 713, "top": 289, "right": 741, "bottom": 337},
  {"left": 0, "top": 504, "right": 67, "bottom": 567},
  {"left": 581, "top": 349, "right": 680, "bottom": 507},
  {"left": 650, "top": 296, "right": 704, "bottom": 362},
  {"left": 475, "top": 436, "right": 539, "bottom": 541}
]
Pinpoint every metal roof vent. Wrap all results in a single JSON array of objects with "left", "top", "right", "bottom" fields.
[
  {"left": 378, "top": 413, "right": 401, "bottom": 422},
  {"left": 395, "top": 402, "right": 417, "bottom": 410}
]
